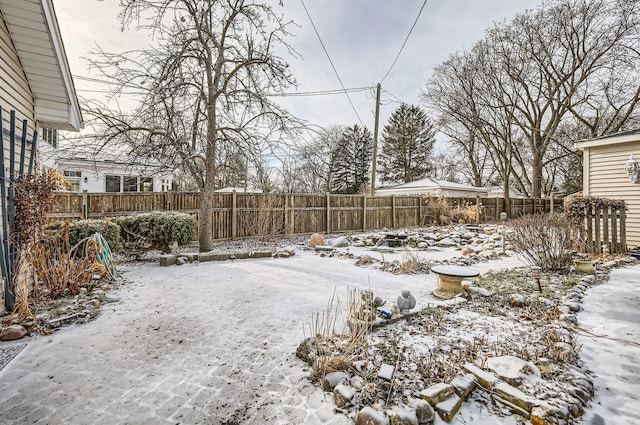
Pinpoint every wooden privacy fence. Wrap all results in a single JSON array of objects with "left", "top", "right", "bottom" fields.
[
  {"left": 575, "top": 203, "right": 626, "bottom": 254},
  {"left": 49, "top": 191, "right": 559, "bottom": 240}
]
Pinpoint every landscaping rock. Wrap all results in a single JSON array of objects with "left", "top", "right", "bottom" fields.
[
  {"left": 295, "top": 337, "right": 315, "bottom": 365},
  {"left": 331, "top": 236, "right": 349, "bottom": 247},
  {"left": 387, "top": 406, "right": 418, "bottom": 425},
  {"left": 419, "top": 383, "right": 454, "bottom": 405},
  {"left": 176, "top": 256, "right": 188, "bottom": 265},
  {"left": 356, "top": 406, "right": 389, "bottom": 425},
  {"left": 486, "top": 356, "right": 540, "bottom": 387},
  {"left": 508, "top": 293, "right": 527, "bottom": 307},
  {"left": 159, "top": 254, "right": 177, "bottom": 267},
  {"left": 407, "top": 398, "right": 435, "bottom": 424},
  {"left": 434, "top": 394, "right": 462, "bottom": 422},
  {"left": 309, "top": 233, "right": 325, "bottom": 248},
  {"left": 462, "top": 363, "right": 498, "bottom": 390},
  {"left": 494, "top": 381, "right": 535, "bottom": 414},
  {"left": 0, "top": 325, "right": 27, "bottom": 341},
  {"left": 450, "top": 374, "right": 476, "bottom": 399},
  {"left": 322, "top": 371, "right": 350, "bottom": 392},
  {"left": 333, "top": 383, "right": 356, "bottom": 408},
  {"left": 378, "top": 363, "right": 395, "bottom": 381}
]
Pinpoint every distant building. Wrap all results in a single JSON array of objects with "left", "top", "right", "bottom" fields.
[
  {"left": 485, "top": 186, "right": 525, "bottom": 199},
  {"left": 55, "top": 154, "right": 174, "bottom": 193},
  {"left": 375, "top": 177, "right": 488, "bottom": 198}
]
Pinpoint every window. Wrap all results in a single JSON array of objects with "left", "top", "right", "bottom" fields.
[
  {"left": 123, "top": 176, "right": 138, "bottom": 192},
  {"left": 105, "top": 175, "right": 121, "bottom": 192},
  {"left": 42, "top": 128, "right": 58, "bottom": 148},
  {"left": 140, "top": 177, "right": 153, "bottom": 192},
  {"left": 63, "top": 170, "right": 81, "bottom": 192}
]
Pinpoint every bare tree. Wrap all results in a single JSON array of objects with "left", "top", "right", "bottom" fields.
[
  {"left": 83, "top": 0, "right": 303, "bottom": 251},
  {"left": 424, "top": 0, "right": 640, "bottom": 198}
]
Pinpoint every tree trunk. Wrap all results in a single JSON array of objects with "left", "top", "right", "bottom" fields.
[
  {"left": 199, "top": 186, "right": 214, "bottom": 252},
  {"left": 532, "top": 152, "right": 543, "bottom": 198}
]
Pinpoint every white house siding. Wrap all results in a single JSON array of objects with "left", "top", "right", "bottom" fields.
[
  {"left": 583, "top": 141, "right": 640, "bottom": 248},
  {"left": 0, "top": 13, "right": 36, "bottom": 173}
]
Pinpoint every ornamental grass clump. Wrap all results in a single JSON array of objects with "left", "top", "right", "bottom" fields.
[{"left": 509, "top": 213, "right": 574, "bottom": 271}]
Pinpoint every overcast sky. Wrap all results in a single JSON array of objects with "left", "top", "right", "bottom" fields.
[{"left": 54, "top": 0, "right": 540, "bottom": 141}]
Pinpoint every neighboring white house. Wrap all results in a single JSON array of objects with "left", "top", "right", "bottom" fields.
[
  {"left": 485, "top": 185, "right": 525, "bottom": 199},
  {"left": 375, "top": 177, "right": 489, "bottom": 198},
  {"left": 214, "top": 186, "right": 263, "bottom": 193},
  {"left": 54, "top": 153, "right": 174, "bottom": 193}
]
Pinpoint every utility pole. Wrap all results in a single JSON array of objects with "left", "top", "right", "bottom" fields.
[{"left": 370, "top": 82, "right": 381, "bottom": 196}]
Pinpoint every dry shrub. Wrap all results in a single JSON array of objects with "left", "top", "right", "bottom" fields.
[
  {"left": 422, "top": 194, "right": 478, "bottom": 225},
  {"left": 32, "top": 224, "right": 104, "bottom": 299},
  {"left": 510, "top": 213, "right": 573, "bottom": 271},
  {"left": 422, "top": 194, "right": 451, "bottom": 225},
  {"left": 309, "top": 287, "right": 372, "bottom": 380},
  {"left": 239, "top": 194, "right": 286, "bottom": 241}
]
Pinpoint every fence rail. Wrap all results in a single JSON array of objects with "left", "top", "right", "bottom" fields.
[{"left": 48, "top": 191, "right": 560, "bottom": 239}]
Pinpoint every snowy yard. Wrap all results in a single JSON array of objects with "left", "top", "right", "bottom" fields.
[{"left": 0, "top": 233, "right": 637, "bottom": 424}]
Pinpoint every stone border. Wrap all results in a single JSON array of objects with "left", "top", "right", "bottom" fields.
[{"left": 159, "top": 249, "right": 274, "bottom": 266}]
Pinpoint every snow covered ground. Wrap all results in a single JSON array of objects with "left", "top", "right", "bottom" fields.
[{"left": 0, "top": 241, "right": 637, "bottom": 424}]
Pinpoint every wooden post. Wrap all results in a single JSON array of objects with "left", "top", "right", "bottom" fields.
[
  {"left": 602, "top": 207, "right": 609, "bottom": 253},
  {"left": 550, "top": 193, "right": 555, "bottom": 214},
  {"left": 82, "top": 190, "right": 88, "bottom": 219},
  {"left": 231, "top": 190, "right": 237, "bottom": 240},
  {"left": 326, "top": 193, "right": 331, "bottom": 233},
  {"left": 620, "top": 204, "right": 627, "bottom": 252},
  {"left": 418, "top": 196, "right": 423, "bottom": 226},
  {"left": 391, "top": 195, "right": 396, "bottom": 229},
  {"left": 475, "top": 195, "right": 481, "bottom": 224},
  {"left": 167, "top": 189, "right": 173, "bottom": 211},
  {"left": 284, "top": 193, "right": 290, "bottom": 236},
  {"left": 594, "top": 206, "right": 601, "bottom": 254},
  {"left": 362, "top": 195, "right": 367, "bottom": 231},
  {"left": 290, "top": 194, "right": 295, "bottom": 235},
  {"left": 611, "top": 206, "right": 618, "bottom": 253}
]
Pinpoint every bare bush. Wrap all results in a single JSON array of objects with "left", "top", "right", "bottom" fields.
[{"left": 509, "top": 213, "right": 573, "bottom": 271}]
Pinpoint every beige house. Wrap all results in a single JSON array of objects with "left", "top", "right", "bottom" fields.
[
  {"left": 1, "top": 0, "right": 82, "bottom": 310},
  {"left": 575, "top": 129, "right": 640, "bottom": 249}
]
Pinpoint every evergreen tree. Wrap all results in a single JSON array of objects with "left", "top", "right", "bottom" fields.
[
  {"left": 331, "top": 124, "right": 373, "bottom": 194},
  {"left": 379, "top": 103, "right": 436, "bottom": 184}
]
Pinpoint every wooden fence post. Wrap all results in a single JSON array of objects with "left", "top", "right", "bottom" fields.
[
  {"left": 362, "top": 195, "right": 367, "bottom": 231},
  {"left": 167, "top": 189, "right": 173, "bottom": 211},
  {"left": 392, "top": 195, "right": 396, "bottom": 228},
  {"left": 418, "top": 196, "right": 423, "bottom": 226},
  {"left": 284, "top": 193, "right": 290, "bottom": 236},
  {"left": 475, "top": 195, "right": 481, "bottom": 224},
  {"left": 231, "top": 191, "right": 237, "bottom": 240},
  {"left": 326, "top": 193, "right": 331, "bottom": 233},
  {"left": 82, "top": 190, "right": 88, "bottom": 219},
  {"left": 620, "top": 204, "right": 627, "bottom": 252}
]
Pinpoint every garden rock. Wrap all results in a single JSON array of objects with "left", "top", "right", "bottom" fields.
[
  {"left": 419, "top": 383, "right": 454, "bottom": 405},
  {"left": 295, "top": 337, "right": 315, "bottom": 365},
  {"left": 334, "top": 383, "right": 356, "bottom": 408},
  {"left": 508, "top": 294, "right": 527, "bottom": 307},
  {"left": 407, "top": 398, "right": 435, "bottom": 424},
  {"left": 434, "top": 394, "right": 462, "bottom": 422},
  {"left": 486, "top": 356, "right": 540, "bottom": 387},
  {"left": 387, "top": 406, "right": 418, "bottom": 425},
  {"left": 378, "top": 363, "right": 395, "bottom": 381},
  {"left": 331, "top": 236, "right": 349, "bottom": 248},
  {"left": 356, "top": 406, "right": 389, "bottom": 425},
  {"left": 322, "top": 371, "right": 350, "bottom": 391},
  {"left": 176, "top": 256, "right": 188, "bottom": 265},
  {"left": 309, "top": 233, "right": 325, "bottom": 248},
  {"left": 0, "top": 325, "right": 27, "bottom": 341},
  {"left": 450, "top": 374, "right": 476, "bottom": 399}
]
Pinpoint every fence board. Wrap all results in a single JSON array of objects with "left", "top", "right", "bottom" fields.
[{"left": 47, "top": 192, "right": 561, "bottom": 242}]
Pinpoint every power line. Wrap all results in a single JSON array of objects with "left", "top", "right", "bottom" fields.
[
  {"left": 299, "top": 0, "right": 365, "bottom": 127},
  {"left": 380, "top": 0, "right": 429, "bottom": 83},
  {"left": 74, "top": 73, "right": 373, "bottom": 99}
]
